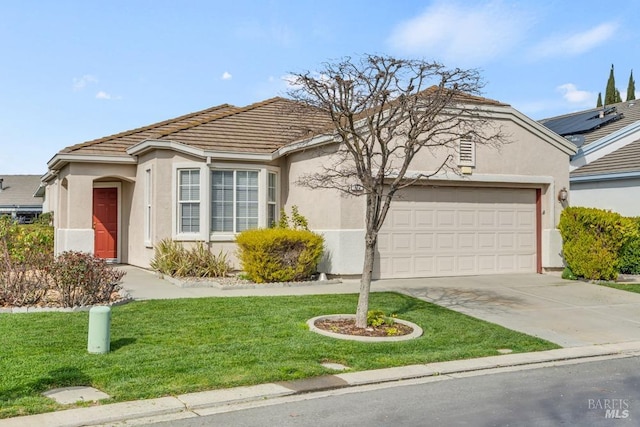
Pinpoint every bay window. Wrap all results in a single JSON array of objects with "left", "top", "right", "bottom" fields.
[{"left": 176, "top": 165, "right": 277, "bottom": 238}]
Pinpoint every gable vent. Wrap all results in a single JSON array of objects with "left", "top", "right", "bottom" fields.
[{"left": 458, "top": 140, "right": 475, "bottom": 167}]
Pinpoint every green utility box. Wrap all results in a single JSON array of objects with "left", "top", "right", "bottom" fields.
[{"left": 88, "top": 306, "right": 111, "bottom": 354}]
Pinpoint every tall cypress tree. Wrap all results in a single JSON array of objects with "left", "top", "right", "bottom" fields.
[
  {"left": 627, "top": 70, "right": 636, "bottom": 101},
  {"left": 605, "top": 64, "right": 617, "bottom": 105},
  {"left": 597, "top": 92, "right": 603, "bottom": 107}
]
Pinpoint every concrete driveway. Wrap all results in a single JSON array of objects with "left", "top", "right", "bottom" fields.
[{"left": 374, "top": 274, "right": 640, "bottom": 347}]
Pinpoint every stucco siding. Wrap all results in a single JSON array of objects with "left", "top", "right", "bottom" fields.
[{"left": 571, "top": 178, "right": 640, "bottom": 217}]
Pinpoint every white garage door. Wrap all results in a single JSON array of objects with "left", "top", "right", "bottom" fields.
[{"left": 375, "top": 186, "right": 538, "bottom": 279}]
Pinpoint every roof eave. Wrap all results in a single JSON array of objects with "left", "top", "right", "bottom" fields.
[
  {"left": 572, "top": 121, "right": 640, "bottom": 160},
  {"left": 496, "top": 106, "right": 577, "bottom": 156},
  {"left": 570, "top": 170, "right": 640, "bottom": 183},
  {"left": 128, "top": 139, "right": 276, "bottom": 162},
  {"left": 47, "top": 153, "right": 137, "bottom": 171}
]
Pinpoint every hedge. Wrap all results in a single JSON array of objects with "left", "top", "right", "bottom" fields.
[
  {"left": 559, "top": 206, "right": 637, "bottom": 280},
  {"left": 235, "top": 227, "right": 324, "bottom": 283}
]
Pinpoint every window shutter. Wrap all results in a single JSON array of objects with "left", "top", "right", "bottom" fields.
[{"left": 458, "top": 140, "right": 475, "bottom": 167}]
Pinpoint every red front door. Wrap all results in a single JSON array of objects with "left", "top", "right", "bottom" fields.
[{"left": 93, "top": 187, "right": 118, "bottom": 259}]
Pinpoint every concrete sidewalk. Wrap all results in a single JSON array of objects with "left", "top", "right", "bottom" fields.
[{"left": 3, "top": 341, "right": 640, "bottom": 427}]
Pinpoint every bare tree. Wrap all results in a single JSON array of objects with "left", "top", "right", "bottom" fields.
[{"left": 287, "top": 55, "right": 506, "bottom": 328}]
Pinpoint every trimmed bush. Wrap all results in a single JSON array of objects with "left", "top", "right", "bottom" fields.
[
  {"left": 619, "top": 217, "right": 640, "bottom": 275},
  {"left": 0, "top": 217, "right": 54, "bottom": 306},
  {"left": 235, "top": 228, "right": 324, "bottom": 283},
  {"left": 150, "top": 239, "right": 231, "bottom": 278},
  {"left": 48, "top": 251, "right": 125, "bottom": 307},
  {"left": 559, "top": 207, "right": 636, "bottom": 280}
]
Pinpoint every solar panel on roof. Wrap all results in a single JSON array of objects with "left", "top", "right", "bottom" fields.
[{"left": 543, "top": 107, "right": 622, "bottom": 136}]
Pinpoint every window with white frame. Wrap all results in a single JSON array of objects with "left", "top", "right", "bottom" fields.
[
  {"left": 144, "top": 168, "right": 152, "bottom": 245},
  {"left": 211, "top": 170, "right": 259, "bottom": 233},
  {"left": 267, "top": 172, "right": 277, "bottom": 227},
  {"left": 178, "top": 169, "right": 200, "bottom": 233}
]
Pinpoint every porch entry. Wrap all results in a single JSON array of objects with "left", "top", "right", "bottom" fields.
[{"left": 93, "top": 187, "right": 118, "bottom": 259}]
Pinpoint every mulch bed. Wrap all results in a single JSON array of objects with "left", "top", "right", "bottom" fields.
[{"left": 314, "top": 318, "right": 413, "bottom": 337}]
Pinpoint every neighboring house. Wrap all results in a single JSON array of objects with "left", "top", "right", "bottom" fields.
[
  {"left": 540, "top": 100, "right": 640, "bottom": 216},
  {"left": 42, "top": 94, "right": 575, "bottom": 279},
  {"left": 0, "top": 175, "right": 44, "bottom": 223}
]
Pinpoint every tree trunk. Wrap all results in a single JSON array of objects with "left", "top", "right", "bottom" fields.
[{"left": 355, "top": 232, "right": 377, "bottom": 328}]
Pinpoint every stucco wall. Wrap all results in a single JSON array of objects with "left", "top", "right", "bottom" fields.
[{"left": 571, "top": 178, "right": 640, "bottom": 217}]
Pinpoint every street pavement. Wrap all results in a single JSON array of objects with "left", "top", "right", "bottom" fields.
[{"left": 3, "top": 266, "right": 640, "bottom": 426}]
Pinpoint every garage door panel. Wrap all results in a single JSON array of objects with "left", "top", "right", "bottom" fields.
[
  {"left": 459, "top": 210, "right": 477, "bottom": 227},
  {"left": 437, "top": 210, "right": 455, "bottom": 227},
  {"left": 415, "top": 257, "right": 434, "bottom": 275},
  {"left": 391, "top": 209, "right": 412, "bottom": 228},
  {"left": 458, "top": 256, "right": 476, "bottom": 273},
  {"left": 478, "top": 210, "right": 496, "bottom": 226},
  {"left": 415, "top": 210, "right": 434, "bottom": 227},
  {"left": 517, "top": 210, "right": 535, "bottom": 227},
  {"left": 458, "top": 233, "right": 476, "bottom": 249},
  {"left": 498, "top": 233, "right": 516, "bottom": 249},
  {"left": 375, "top": 186, "right": 537, "bottom": 278},
  {"left": 436, "top": 233, "right": 455, "bottom": 250},
  {"left": 436, "top": 256, "right": 455, "bottom": 273},
  {"left": 498, "top": 254, "right": 516, "bottom": 270},
  {"left": 391, "top": 258, "right": 412, "bottom": 276},
  {"left": 518, "top": 233, "right": 535, "bottom": 249},
  {"left": 498, "top": 210, "right": 515, "bottom": 226},
  {"left": 478, "top": 233, "right": 496, "bottom": 249},
  {"left": 391, "top": 233, "right": 412, "bottom": 251},
  {"left": 415, "top": 233, "right": 434, "bottom": 250},
  {"left": 478, "top": 255, "right": 497, "bottom": 272}
]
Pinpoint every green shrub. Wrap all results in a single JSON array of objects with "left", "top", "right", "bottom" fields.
[
  {"left": 559, "top": 207, "right": 636, "bottom": 280},
  {"left": 367, "top": 309, "right": 395, "bottom": 327},
  {"left": 150, "top": 239, "right": 231, "bottom": 278},
  {"left": 0, "top": 217, "right": 53, "bottom": 306},
  {"left": 34, "top": 212, "right": 53, "bottom": 226},
  {"left": 277, "top": 205, "right": 309, "bottom": 230},
  {"left": 561, "top": 267, "right": 577, "bottom": 280},
  {"left": 235, "top": 228, "right": 324, "bottom": 283},
  {"left": 48, "top": 251, "right": 125, "bottom": 307},
  {"left": 619, "top": 217, "right": 640, "bottom": 275}
]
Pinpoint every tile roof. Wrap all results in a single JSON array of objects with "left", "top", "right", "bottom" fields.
[
  {"left": 540, "top": 99, "right": 640, "bottom": 146},
  {"left": 57, "top": 89, "right": 509, "bottom": 159},
  {"left": 60, "top": 98, "right": 330, "bottom": 156},
  {"left": 571, "top": 138, "right": 640, "bottom": 178},
  {"left": 0, "top": 175, "right": 43, "bottom": 206}
]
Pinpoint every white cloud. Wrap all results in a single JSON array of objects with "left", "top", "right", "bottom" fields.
[
  {"left": 387, "top": 1, "right": 531, "bottom": 64},
  {"left": 73, "top": 74, "right": 98, "bottom": 91},
  {"left": 95, "top": 91, "right": 121, "bottom": 100},
  {"left": 96, "top": 91, "right": 111, "bottom": 100},
  {"left": 557, "top": 83, "right": 596, "bottom": 106},
  {"left": 221, "top": 71, "right": 232, "bottom": 80},
  {"left": 529, "top": 22, "right": 618, "bottom": 59}
]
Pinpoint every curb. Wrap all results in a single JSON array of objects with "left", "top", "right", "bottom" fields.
[{"left": 2, "top": 342, "right": 640, "bottom": 427}]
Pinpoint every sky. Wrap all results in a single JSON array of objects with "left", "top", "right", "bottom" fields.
[{"left": 1, "top": 0, "right": 639, "bottom": 175}]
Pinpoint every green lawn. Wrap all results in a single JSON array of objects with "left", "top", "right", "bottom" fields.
[
  {"left": 599, "top": 282, "right": 640, "bottom": 294},
  {"left": 0, "top": 293, "right": 558, "bottom": 418}
]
